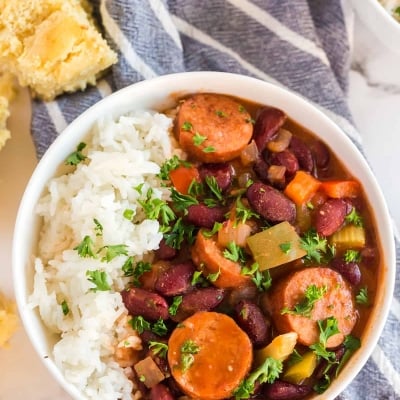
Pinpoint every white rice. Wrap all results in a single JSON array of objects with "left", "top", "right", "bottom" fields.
[{"left": 29, "top": 110, "right": 181, "bottom": 400}]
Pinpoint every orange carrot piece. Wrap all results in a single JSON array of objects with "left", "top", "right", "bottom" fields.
[
  {"left": 320, "top": 180, "right": 360, "bottom": 198},
  {"left": 284, "top": 171, "right": 321, "bottom": 205},
  {"left": 169, "top": 165, "right": 200, "bottom": 194}
]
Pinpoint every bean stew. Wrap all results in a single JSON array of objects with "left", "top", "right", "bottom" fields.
[{"left": 119, "top": 93, "right": 381, "bottom": 400}]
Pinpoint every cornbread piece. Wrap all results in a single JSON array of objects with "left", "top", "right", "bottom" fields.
[
  {"left": 0, "top": 71, "right": 16, "bottom": 150},
  {"left": 0, "top": 0, "right": 117, "bottom": 100},
  {"left": 0, "top": 292, "right": 19, "bottom": 348}
]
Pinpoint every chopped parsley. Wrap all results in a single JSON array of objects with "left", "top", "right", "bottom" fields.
[
  {"left": 343, "top": 249, "right": 361, "bottom": 263},
  {"left": 168, "top": 295, "right": 183, "bottom": 316},
  {"left": 241, "top": 263, "right": 272, "bottom": 292},
  {"left": 202, "top": 222, "right": 222, "bottom": 238},
  {"left": 215, "top": 110, "right": 227, "bottom": 117},
  {"left": 182, "top": 121, "right": 193, "bottom": 131},
  {"left": 223, "top": 241, "right": 247, "bottom": 264},
  {"left": 61, "top": 300, "right": 69, "bottom": 316},
  {"left": 121, "top": 258, "right": 152, "bottom": 286},
  {"left": 234, "top": 196, "right": 259, "bottom": 224},
  {"left": 149, "top": 341, "right": 168, "bottom": 358},
  {"left": 310, "top": 317, "right": 340, "bottom": 362},
  {"left": 300, "top": 229, "right": 335, "bottom": 264},
  {"left": 65, "top": 142, "right": 87, "bottom": 165},
  {"left": 180, "top": 340, "right": 200, "bottom": 372},
  {"left": 279, "top": 242, "right": 292, "bottom": 254},
  {"left": 170, "top": 188, "right": 198, "bottom": 211},
  {"left": 74, "top": 235, "right": 96, "bottom": 258},
  {"left": 204, "top": 176, "right": 223, "bottom": 202},
  {"left": 93, "top": 218, "right": 103, "bottom": 236},
  {"left": 193, "top": 132, "right": 207, "bottom": 146},
  {"left": 203, "top": 146, "right": 216, "bottom": 153},
  {"left": 345, "top": 207, "right": 363, "bottom": 227},
  {"left": 152, "top": 318, "right": 168, "bottom": 336},
  {"left": 129, "top": 315, "right": 151, "bottom": 334},
  {"left": 123, "top": 209, "right": 135, "bottom": 221},
  {"left": 356, "top": 287, "right": 370, "bottom": 306},
  {"left": 86, "top": 270, "right": 111, "bottom": 292},
  {"left": 207, "top": 268, "right": 221, "bottom": 282},
  {"left": 281, "top": 284, "right": 327, "bottom": 318},
  {"left": 233, "top": 357, "right": 282, "bottom": 399},
  {"left": 100, "top": 244, "right": 129, "bottom": 262},
  {"left": 158, "top": 155, "right": 191, "bottom": 181},
  {"left": 163, "top": 218, "right": 196, "bottom": 250},
  {"left": 139, "top": 189, "right": 176, "bottom": 225}
]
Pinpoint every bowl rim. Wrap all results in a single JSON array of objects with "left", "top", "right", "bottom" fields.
[{"left": 12, "top": 71, "right": 396, "bottom": 400}]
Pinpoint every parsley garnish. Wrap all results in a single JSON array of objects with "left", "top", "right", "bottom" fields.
[
  {"left": 74, "top": 236, "right": 96, "bottom": 258},
  {"left": 163, "top": 218, "right": 196, "bottom": 250},
  {"left": 170, "top": 188, "right": 198, "bottom": 211},
  {"left": 279, "top": 242, "right": 292, "bottom": 254},
  {"left": 65, "top": 142, "right": 87, "bottom": 165},
  {"left": 180, "top": 340, "right": 200, "bottom": 372},
  {"left": 129, "top": 315, "right": 151, "bottom": 334},
  {"left": 100, "top": 244, "right": 128, "bottom": 262},
  {"left": 215, "top": 110, "right": 227, "bottom": 117},
  {"left": 157, "top": 156, "right": 191, "bottom": 181},
  {"left": 168, "top": 296, "right": 183, "bottom": 316},
  {"left": 345, "top": 207, "right": 363, "bottom": 227},
  {"left": 335, "top": 335, "right": 361, "bottom": 377},
  {"left": 139, "top": 189, "right": 176, "bottom": 225},
  {"left": 182, "top": 121, "right": 193, "bottom": 131},
  {"left": 310, "top": 317, "right": 340, "bottom": 362},
  {"left": 203, "top": 146, "right": 216, "bottom": 153},
  {"left": 223, "top": 241, "right": 247, "bottom": 264},
  {"left": 123, "top": 209, "right": 135, "bottom": 221},
  {"left": 149, "top": 341, "right": 168, "bottom": 358},
  {"left": 86, "top": 270, "right": 111, "bottom": 292},
  {"left": 356, "top": 287, "right": 370, "bottom": 306},
  {"left": 300, "top": 229, "right": 335, "bottom": 263},
  {"left": 122, "top": 258, "right": 152, "bottom": 286},
  {"left": 61, "top": 300, "right": 69, "bottom": 316},
  {"left": 204, "top": 176, "right": 223, "bottom": 202},
  {"left": 202, "top": 222, "right": 222, "bottom": 238},
  {"left": 207, "top": 268, "right": 221, "bottom": 282},
  {"left": 343, "top": 249, "right": 361, "bottom": 263},
  {"left": 93, "top": 218, "right": 103, "bottom": 236},
  {"left": 191, "top": 270, "right": 208, "bottom": 286},
  {"left": 241, "top": 263, "right": 272, "bottom": 292},
  {"left": 234, "top": 196, "right": 259, "bottom": 224},
  {"left": 233, "top": 357, "right": 282, "bottom": 399},
  {"left": 152, "top": 318, "right": 168, "bottom": 336},
  {"left": 281, "top": 284, "right": 327, "bottom": 318},
  {"left": 193, "top": 132, "right": 207, "bottom": 146}
]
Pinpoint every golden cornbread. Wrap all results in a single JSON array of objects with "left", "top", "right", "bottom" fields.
[
  {"left": 0, "top": 0, "right": 117, "bottom": 100},
  {"left": 0, "top": 71, "right": 16, "bottom": 150}
]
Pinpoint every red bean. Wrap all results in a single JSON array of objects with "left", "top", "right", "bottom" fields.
[
  {"left": 253, "top": 156, "right": 270, "bottom": 183},
  {"left": 263, "top": 380, "right": 312, "bottom": 400},
  {"left": 155, "top": 262, "right": 196, "bottom": 297},
  {"left": 310, "top": 140, "right": 330, "bottom": 169},
  {"left": 234, "top": 300, "right": 270, "bottom": 348},
  {"left": 171, "top": 287, "right": 225, "bottom": 322},
  {"left": 199, "top": 163, "right": 234, "bottom": 192},
  {"left": 268, "top": 150, "right": 299, "bottom": 177},
  {"left": 314, "top": 198, "right": 348, "bottom": 236},
  {"left": 254, "top": 107, "right": 287, "bottom": 151},
  {"left": 289, "top": 136, "right": 314, "bottom": 173},
  {"left": 331, "top": 258, "right": 361, "bottom": 286},
  {"left": 246, "top": 182, "right": 296, "bottom": 223},
  {"left": 150, "top": 383, "right": 175, "bottom": 400},
  {"left": 185, "top": 203, "right": 226, "bottom": 229},
  {"left": 121, "top": 287, "right": 169, "bottom": 321},
  {"left": 155, "top": 238, "right": 177, "bottom": 260}
]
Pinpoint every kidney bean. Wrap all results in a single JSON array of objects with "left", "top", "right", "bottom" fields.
[
  {"left": 310, "top": 140, "right": 330, "bottom": 169},
  {"left": 171, "top": 287, "right": 225, "bottom": 322},
  {"left": 155, "top": 262, "right": 196, "bottom": 297},
  {"left": 331, "top": 258, "right": 361, "bottom": 286},
  {"left": 289, "top": 136, "right": 314, "bottom": 173},
  {"left": 263, "top": 380, "right": 312, "bottom": 400},
  {"left": 315, "top": 345, "right": 346, "bottom": 380},
  {"left": 139, "top": 329, "right": 160, "bottom": 344},
  {"left": 199, "top": 163, "right": 234, "bottom": 192},
  {"left": 253, "top": 107, "right": 287, "bottom": 151},
  {"left": 268, "top": 150, "right": 299, "bottom": 177},
  {"left": 228, "top": 285, "right": 259, "bottom": 308},
  {"left": 150, "top": 383, "right": 175, "bottom": 400},
  {"left": 186, "top": 203, "right": 226, "bottom": 229},
  {"left": 253, "top": 156, "right": 270, "bottom": 183},
  {"left": 314, "top": 198, "right": 348, "bottom": 236},
  {"left": 234, "top": 300, "right": 270, "bottom": 348},
  {"left": 246, "top": 182, "right": 296, "bottom": 223},
  {"left": 121, "top": 287, "right": 169, "bottom": 321},
  {"left": 155, "top": 238, "right": 177, "bottom": 260}
]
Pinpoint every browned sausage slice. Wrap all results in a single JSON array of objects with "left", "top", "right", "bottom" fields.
[
  {"left": 176, "top": 93, "right": 253, "bottom": 163},
  {"left": 268, "top": 267, "right": 357, "bottom": 348},
  {"left": 191, "top": 231, "right": 252, "bottom": 288},
  {"left": 168, "top": 311, "right": 253, "bottom": 399}
]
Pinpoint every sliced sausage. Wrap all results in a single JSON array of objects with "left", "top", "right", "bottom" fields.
[
  {"left": 168, "top": 311, "right": 253, "bottom": 399},
  {"left": 268, "top": 267, "right": 357, "bottom": 348},
  {"left": 246, "top": 182, "right": 296, "bottom": 223},
  {"left": 253, "top": 107, "right": 287, "bottom": 151},
  {"left": 191, "top": 231, "right": 252, "bottom": 288},
  {"left": 315, "top": 198, "right": 348, "bottom": 236},
  {"left": 121, "top": 287, "right": 169, "bottom": 321},
  {"left": 176, "top": 94, "right": 253, "bottom": 163},
  {"left": 155, "top": 262, "right": 196, "bottom": 297}
]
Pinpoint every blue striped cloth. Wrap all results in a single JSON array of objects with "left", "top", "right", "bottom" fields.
[{"left": 31, "top": 1, "right": 400, "bottom": 399}]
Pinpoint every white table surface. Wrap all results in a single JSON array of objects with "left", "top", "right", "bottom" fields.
[{"left": 0, "top": 12, "right": 399, "bottom": 400}]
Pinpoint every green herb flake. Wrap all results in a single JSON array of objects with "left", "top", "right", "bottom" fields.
[
  {"left": 129, "top": 315, "right": 151, "bottom": 334},
  {"left": 180, "top": 340, "right": 200, "bottom": 372},
  {"left": 300, "top": 229, "right": 335, "bottom": 264},
  {"left": 279, "top": 242, "right": 292, "bottom": 254},
  {"left": 343, "top": 249, "right": 361, "bottom": 263},
  {"left": 345, "top": 207, "right": 363, "bottom": 227},
  {"left": 193, "top": 132, "right": 207, "bottom": 146},
  {"left": 223, "top": 241, "right": 247, "bottom": 264},
  {"left": 204, "top": 176, "right": 223, "bottom": 201},
  {"left": 182, "top": 121, "right": 193, "bottom": 131},
  {"left": 241, "top": 263, "right": 272, "bottom": 292},
  {"left": 61, "top": 300, "right": 69, "bottom": 316},
  {"left": 123, "top": 209, "right": 135, "bottom": 221},
  {"left": 149, "top": 341, "right": 169, "bottom": 358},
  {"left": 234, "top": 196, "right": 259, "bottom": 224},
  {"left": 202, "top": 222, "right": 222, "bottom": 238},
  {"left": 86, "top": 270, "right": 111, "bottom": 292},
  {"left": 170, "top": 188, "right": 198, "bottom": 211},
  {"left": 152, "top": 318, "right": 168, "bottom": 336},
  {"left": 310, "top": 317, "right": 340, "bottom": 362},
  {"left": 74, "top": 235, "right": 96, "bottom": 258},
  {"left": 168, "top": 296, "right": 183, "bottom": 316},
  {"left": 207, "top": 268, "right": 221, "bottom": 282},
  {"left": 215, "top": 110, "right": 227, "bottom": 117},
  {"left": 139, "top": 189, "right": 176, "bottom": 225},
  {"left": 158, "top": 156, "right": 191, "bottom": 181},
  {"left": 356, "top": 287, "right": 370, "bottom": 306},
  {"left": 163, "top": 217, "right": 196, "bottom": 250},
  {"left": 65, "top": 142, "right": 87, "bottom": 166},
  {"left": 203, "top": 146, "right": 216, "bottom": 153},
  {"left": 100, "top": 244, "right": 129, "bottom": 262},
  {"left": 93, "top": 218, "right": 103, "bottom": 236}
]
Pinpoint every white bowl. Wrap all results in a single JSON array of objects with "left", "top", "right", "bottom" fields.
[
  {"left": 12, "top": 71, "right": 396, "bottom": 400},
  {"left": 350, "top": 0, "right": 400, "bottom": 53}
]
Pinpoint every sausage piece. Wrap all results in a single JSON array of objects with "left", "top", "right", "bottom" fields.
[
  {"left": 168, "top": 311, "right": 253, "bottom": 399},
  {"left": 176, "top": 94, "right": 253, "bottom": 163},
  {"left": 191, "top": 231, "right": 252, "bottom": 288},
  {"left": 268, "top": 267, "right": 357, "bottom": 348}
]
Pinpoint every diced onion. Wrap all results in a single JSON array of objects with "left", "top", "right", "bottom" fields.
[
  {"left": 218, "top": 219, "right": 252, "bottom": 248},
  {"left": 267, "top": 128, "right": 292, "bottom": 152},
  {"left": 240, "top": 140, "right": 259, "bottom": 166}
]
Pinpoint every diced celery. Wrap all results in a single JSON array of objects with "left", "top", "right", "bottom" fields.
[
  {"left": 246, "top": 221, "right": 307, "bottom": 270},
  {"left": 330, "top": 225, "right": 366, "bottom": 249},
  {"left": 283, "top": 351, "right": 317, "bottom": 384},
  {"left": 255, "top": 332, "right": 298, "bottom": 366}
]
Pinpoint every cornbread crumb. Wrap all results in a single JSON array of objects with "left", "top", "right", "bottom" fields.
[
  {"left": 0, "top": 0, "right": 117, "bottom": 100},
  {"left": 0, "top": 71, "right": 17, "bottom": 150},
  {"left": 0, "top": 292, "right": 19, "bottom": 348}
]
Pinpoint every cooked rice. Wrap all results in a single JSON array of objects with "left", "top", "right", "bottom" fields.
[{"left": 29, "top": 110, "right": 181, "bottom": 399}]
